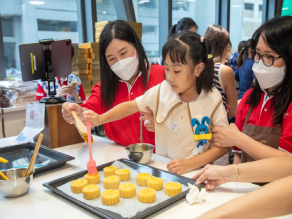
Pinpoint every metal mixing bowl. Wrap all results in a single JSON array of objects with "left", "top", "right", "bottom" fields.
[
  {"left": 125, "top": 143, "right": 155, "bottom": 164},
  {"left": 0, "top": 168, "right": 34, "bottom": 198}
]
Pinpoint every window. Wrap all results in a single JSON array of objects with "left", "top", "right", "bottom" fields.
[
  {"left": 172, "top": 0, "right": 216, "bottom": 38},
  {"left": 0, "top": 0, "right": 81, "bottom": 78},
  {"left": 133, "top": 0, "right": 159, "bottom": 63},
  {"left": 229, "top": 0, "right": 263, "bottom": 56},
  {"left": 96, "top": 0, "right": 117, "bottom": 21},
  {"left": 244, "top": 3, "right": 254, "bottom": 17}
]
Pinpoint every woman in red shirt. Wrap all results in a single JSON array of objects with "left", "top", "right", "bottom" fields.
[
  {"left": 62, "top": 20, "right": 165, "bottom": 146},
  {"left": 211, "top": 16, "right": 292, "bottom": 163}
]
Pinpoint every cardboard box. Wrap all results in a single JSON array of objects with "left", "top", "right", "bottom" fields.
[
  {"left": 78, "top": 69, "right": 91, "bottom": 75},
  {"left": 95, "top": 21, "right": 111, "bottom": 28},
  {"left": 80, "top": 42, "right": 99, "bottom": 48},
  {"left": 77, "top": 58, "right": 92, "bottom": 64}
]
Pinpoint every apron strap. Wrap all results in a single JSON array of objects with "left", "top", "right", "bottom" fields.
[
  {"left": 244, "top": 106, "right": 254, "bottom": 125},
  {"left": 140, "top": 65, "right": 152, "bottom": 143}
]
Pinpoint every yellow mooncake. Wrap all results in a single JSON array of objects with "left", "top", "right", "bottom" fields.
[
  {"left": 71, "top": 179, "right": 88, "bottom": 194},
  {"left": 136, "top": 173, "right": 152, "bottom": 186},
  {"left": 119, "top": 183, "right": 136, "bottom": 198},
  {"left": 138, "top": 188, "right": 156, "bottom": 203},
  {"left": 164, "top": 182, "right": 182, "bottom": 197},
  {"left": 115, "top": 169, "right": 130, "bottom": 181},
  {"left": 84, "top": 173, "right": 100, "bottom": 184},
  {"left": 82, "top": 184, "right": 100, "bottom": 200},
  {"left": 102, "top": 189, "right": 120, "bottom": 206},
  {"left": 103, "top": 166, "right": 118, "bottom": 177},
  {"left": 147, "top": 177, "right": 163, "bottom": 191},
  {"left": 103, "top": 175, "right": 120, "bottom": 189}
]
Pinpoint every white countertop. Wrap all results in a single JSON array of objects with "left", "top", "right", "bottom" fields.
[{"left": 0, "top": 136, "right": 291, "bottom": 219}]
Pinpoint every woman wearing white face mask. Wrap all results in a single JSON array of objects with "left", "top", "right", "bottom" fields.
[
  {"left": 210, "top": 16, "right": 292, "bottom": 165},
  {"left": 62, "top": 20, "right": 165, "bottom": 146}
]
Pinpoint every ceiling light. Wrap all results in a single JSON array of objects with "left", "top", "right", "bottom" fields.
[
  {"left": 29, "top": 1, "right": 45, "bottom": 5},
  {"left": 282, "top": 8, "right": 289, "bottom": 10},
  {"left": 103, "top": 11, "right": 106, "bottom": 14}
]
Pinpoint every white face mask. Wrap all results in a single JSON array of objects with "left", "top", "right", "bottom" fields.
[
  {"left": 252, "top": 60, "right": 286, "bottom": 90},
  {"left": 110, "top": 51, "right": 139, "bottom": 81}
]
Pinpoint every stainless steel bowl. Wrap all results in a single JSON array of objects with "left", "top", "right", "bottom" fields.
[
  {"left": 125, "top": 143, "right": 155, "bottom": 164},
  {"left": 0, "top": 168, "right": 34, "bottom": 198}
]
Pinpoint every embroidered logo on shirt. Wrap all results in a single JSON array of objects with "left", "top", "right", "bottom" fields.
[{"left": 284, "top": 113, "right": 289, "bottom": 119}]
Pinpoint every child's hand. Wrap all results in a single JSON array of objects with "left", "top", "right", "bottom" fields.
[
  {"left": 82, "top": 110, "right": 104, "bottom": 127},
  {"left": 166, "top": 158, "right": 193, "bottom": 175},
  {"left": 139, "top": 106, "right": 155, "bottom": 132}
]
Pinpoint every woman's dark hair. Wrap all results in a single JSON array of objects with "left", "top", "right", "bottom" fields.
[
  {"left": 99, "top": 20, "right": 149, "bottom": 109},
  {"left": 247, "top": 16, "right": 292, "bottom": 125},
  {"left": 237, "top": 40, "right": 246, "bottom": 54},
  {"left": 204, "top": 25, "right": 230, "bottom": 60},
  {"left": 237, "top": 39, "right": 252, "bottom": 67},
  {"left": 168, "top": 17, "right": 198, "bottom": 40},
  {"left": 162, "top": 31, "right": 214, "bottom": 94}
]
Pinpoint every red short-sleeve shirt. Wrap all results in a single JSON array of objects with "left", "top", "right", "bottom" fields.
[
  {"left": 233, "top": 89, "right": 292, "bottom": 154},
  {"left": 81, "top": 64, "right": 165, "bottom": 146}
]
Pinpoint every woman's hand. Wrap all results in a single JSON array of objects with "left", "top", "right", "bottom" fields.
[
  {"left": 166, "top": 158, "right": 193, "bottom": 175},
  {"left": 212, "top": 123, "right": 241, "bottom": 148},
  {"left": 192, "top": 164, "right": 235, "bottom": 190},
  {"left": 62, "top": 102, "right": 83, "bottom": 124},
  {"left": 83, "top": 110, "right": 104, "bottom": 127},
  {"left": 56, "top": 86, "right": 72, "bottom": 97},
  {"left": 139, "top": 106, "right": 155, "bottom": 132}
]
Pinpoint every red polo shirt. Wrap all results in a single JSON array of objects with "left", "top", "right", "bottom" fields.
[
  {"left": 233, "top": 89, "right": 292, "bottom": 154},
  {"left": 36, "top": 76, "right": 86, "bottom": 101},
  {"left": 81, "top": 64, "right": 165, "bottom": 146}
]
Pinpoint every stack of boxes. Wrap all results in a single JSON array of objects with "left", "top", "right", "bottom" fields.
[
  {"left": 71, "top": 43, "right": 79, "bottom": 76},
  {"left": 77, "top": 47, "right": 92, "bottom": 97}
]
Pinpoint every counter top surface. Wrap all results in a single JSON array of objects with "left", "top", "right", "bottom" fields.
[{"left": 0, "top": 136, "right": 290, "bottom": 219}]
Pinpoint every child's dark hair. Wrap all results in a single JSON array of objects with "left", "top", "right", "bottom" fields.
[
  {"left": 168, "top": 17, "right": 198, "bottom": 40},
  {"left": 99, "top": 20, "right": 149, "bottom": 109},
  {"left": 237, "top": 40, "right": 246, "bottom": 54},
  {"left": 247, "top": 16, "right": 292, "bottom": 125},
  {"left": 237, "top": 39, "right": 252, "bottom": 67},
  {"left": 162, "top": 31, "right": 214, "bottom": 94}
]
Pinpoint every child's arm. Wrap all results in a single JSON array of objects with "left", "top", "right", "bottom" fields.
[
  {"left": 167, "top": 147, "right": 229, "bottom": 175},
  {"left": 83, "top": 100, "right": 139, "bottom": 127}
]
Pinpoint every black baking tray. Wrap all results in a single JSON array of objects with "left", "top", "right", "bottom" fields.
[
  {"left": 43, "top": 159, "right": 203, "bottom": 219},
  {"left": 0, "top": 142, "right": 75, "bottom": 176}
]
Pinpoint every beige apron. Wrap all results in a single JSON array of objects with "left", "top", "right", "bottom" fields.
[
  {"left": 154, "top": 84, "right": 223, "bottom": 151},
  {"left": 241, "top": 107, "right": 281, "bottom": 163}
]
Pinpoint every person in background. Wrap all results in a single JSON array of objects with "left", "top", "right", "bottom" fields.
[
  {"left": 83, "top": 31, "right": 229, "bottom": 175},
  {"left": 222, "top": 41, "right": 232, "bottom": 65},
  {"left": 204, "top": 25, "right": 238, "bottom": 118},
  {"left": 36, "top": 46, "right": 86, "bottom": 102},
  {"left": 192, "top": 156, "right": 292, "bottom": 219},
  {"left": 62, "top": 20, "right": 165, "bottom": 146},
  {"left": 230, "top": 40, "right": 246, "bottom": 71},
  {"left": 234, "top": 39, "right": 255, "bottom": 99},
  {"left": 212, "top": 16, "right": 292, "bottom": 164},
  {"left": 159, "top": 17, "right": 198, "bottom": 65},
  {"left": 204, "top": 25, "right": 238, "bottom": 165}
]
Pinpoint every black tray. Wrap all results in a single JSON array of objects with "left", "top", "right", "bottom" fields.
[
  {"left": 0, "top": 142, "right": 75, "bottom": 176},
  {"left": 43, "top": 159, "right": 203, "bottom": 219}
]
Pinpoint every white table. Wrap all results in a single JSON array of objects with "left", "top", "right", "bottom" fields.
[{"left": 0, "top": 136, "right": 290, "bottom": 219}]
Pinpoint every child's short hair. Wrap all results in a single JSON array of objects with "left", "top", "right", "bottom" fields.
[{"left": 162, "top": 31, "right": 214, "bottom": 94}]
